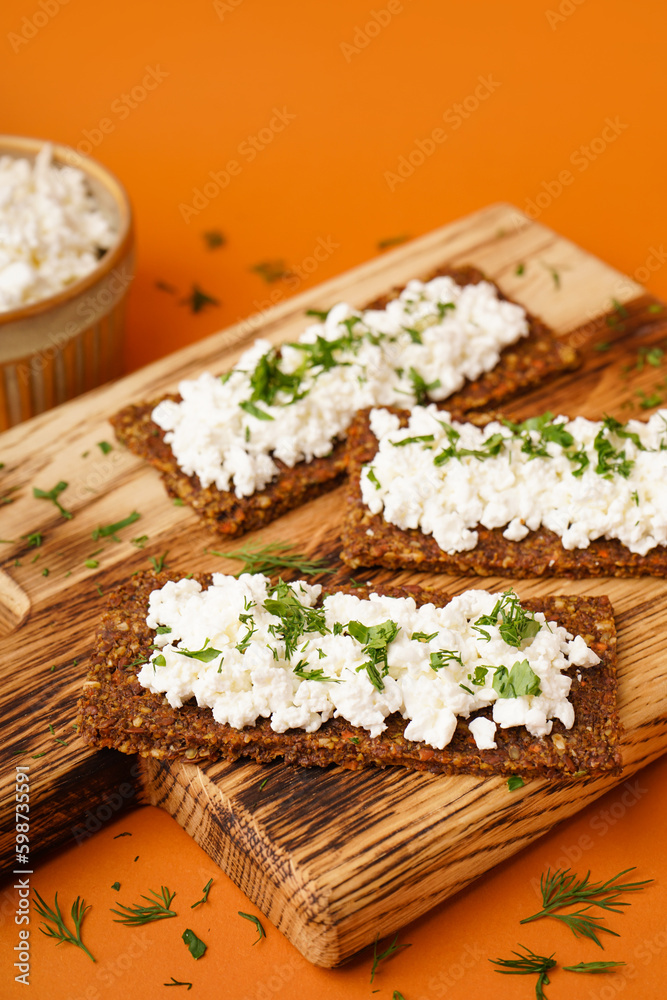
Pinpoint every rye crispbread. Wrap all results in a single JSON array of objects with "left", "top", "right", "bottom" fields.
[
  {"left": 77, "top": 572, "right": 621, "bottom": 779},
  {"left": 112, "top": 266, "right": 578, "bottom": 538},
  {"left": 340, "top": 408, "right": 667, "bottom": 578}
]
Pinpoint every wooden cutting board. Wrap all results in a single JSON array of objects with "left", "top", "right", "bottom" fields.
[{"left": 3, "top": 202, "right": 667, "bottom": 968}]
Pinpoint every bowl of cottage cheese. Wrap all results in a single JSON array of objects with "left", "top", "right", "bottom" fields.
[{"left": 0, "top": 136, "right": 134, "bottom": 429}]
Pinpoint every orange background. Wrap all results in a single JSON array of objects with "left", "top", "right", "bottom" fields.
[{"left": 2, "top": 0, "right": 667, "bottom": 997}]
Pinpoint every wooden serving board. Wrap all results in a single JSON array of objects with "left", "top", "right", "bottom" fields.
[{"left": 2, "top": 202, "right": 667, "bottom": 967}]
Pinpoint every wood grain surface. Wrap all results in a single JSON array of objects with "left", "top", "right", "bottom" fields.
[{"left": 2, "top": 203, "right": 667, "bottom": 967}]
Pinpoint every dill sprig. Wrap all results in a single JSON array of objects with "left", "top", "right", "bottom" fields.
[
  {"left": 490, "top": 944, "right": 556, "bottom": 998},
  {"left": 520, "top": 867, "right": 652, "bottom": 947},
  {"left": 110, "top": 885, "right": 177, "bottom": 925},
  {"left": 191, "top": 878, "right": 213, "bottom": 909},
  {"left": 238, "top": 911, "right": 265, "bottom": 944},
  {"left": 370, "top": 933, "right": 411, "bottom": 983},
  {"left": 264, "top": 579, "right": 329, "bottom": 661},
  {"left": 563, "top": 960, "right": 626, "bottom": 973},
  {"left": 208, "top": 541, "right": 334, "bottom": 578},
  {"left": 33, "top": 890, "right": 96, "bottom": 962}
]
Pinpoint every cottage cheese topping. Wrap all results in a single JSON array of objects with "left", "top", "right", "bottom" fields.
[
  {"left": 361, "top": 406, "right": 667, "bottom": 556},
  {"left": 151, "top": 277, "right": 528, "bottom": 497},
  {"left": 137, "top": 575, "right": 600, "bottom": 751},
  {"left": 0, "top": 143, "right": 117, "bottom": 311}
]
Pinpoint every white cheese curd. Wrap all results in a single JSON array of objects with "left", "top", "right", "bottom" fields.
[
  {"left": 152, "top": 277, "right": 528, "bottom": 497},
  {"left": 361, "top": 406, "right": 667, "bottom": 556},
  {"left": 136, "top": 575, "right": 600, "bottom": 751},
  {"left": 0, "top": 143, "right": 116, "bottom": 311}
]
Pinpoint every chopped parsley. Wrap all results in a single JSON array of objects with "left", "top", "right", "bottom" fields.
[
  {"left": 403, "top": 326, "right": 423, "bottom": 344},
  {"left": 430, "top": 650, "right": 464, "bottom": 670},
  {"left": 391, "top": 434, "right": 435, "bottom": 447},
  {"left": 377, "top": 234, "right": 410, "bottom": 250},
  {"left": 433, "top": 422, "right": 505, "bottom": 465},
  {"left": 366, "top": 467, "right": 382, "bottom": 490},
  {"left": 292, "top": 660, "right": 340, "bottom": 683},
  {"left": 181, "top": 929, "right": 206, "bottom": 960},
  {"left": 492, "top": 658, "right": 541, "bottom": 698},
  {"left": 541, "top": 261, "right": 561, "bottom": 289},
  {"left": 635, "top": 389, "right": 663, "bottom": 409},
  {"left": 203, "top": 230, "right": 225, "bottom": 249},
  {"left": 636, "top": 345, "right": 665, "bottom": 371},
  {"left": 23, "top": 531, "right": 43, "bottom": 547},
  {"left": 248, "top": 348, "right": 307, "bottom": 405},
  {"left": 593, "top": 416, "right": 643, "bottom": 479},
  {"left": 606, "top": 298, "right": 629, "bottom": 328},
  {"left": 411, "top": 630, "right": 438, "bottom": 643},
  {"left": 251, "top": 260, "right": 292, "bottom": 283},
  {"left": 181, "top": 285, "right": 219, "bottom": 313},
  {"left": 97, "top": 441, "right": 113, "bottom": 455},
  {"left": 239, "top": 400, "right": 274, "bottom": 421},
  {"left": 502, "top": 412, "right": 574, "bottom": 458},
  {"left": 149, "top": 551, "right": 169, "bottom": 572},
  {"left": 408, "top": 366, "right": 441, "bottom": 405},
  {"left": 33, "top": 481, "right": 72, "bottom": 520},
  {"left": 305, "top": 307, "right": 331, "bottom": 321},
  {"left": 92, "top": 511, "right": 141, "bottom": 541},
  {"left": 472, "top": 591, "right": 542, "bottom": 648},
  {"left": 346, "top": 619, "right": 400, "bottom": 691},
  {"left": 171, "top": 639, "right": 223, "bottom": 663}
]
